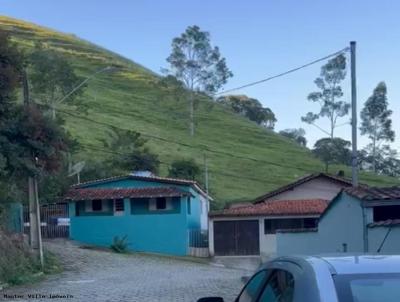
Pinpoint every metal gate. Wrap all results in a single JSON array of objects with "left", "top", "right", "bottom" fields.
[
  {"left": 214, "top": 220, "right": 259, "bottom": 256},
  {"left": 23, "top": 203, "right": 69, "bottom": 238}
]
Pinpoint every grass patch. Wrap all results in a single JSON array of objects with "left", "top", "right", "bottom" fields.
[{"left": 0, "top": 15, "right": 398, "bottom": 208}]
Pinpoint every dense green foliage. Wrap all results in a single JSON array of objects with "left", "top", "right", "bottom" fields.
[
  {"left": 360, "top": 82, "right": 395, "bottom": 173},
  {"left": 168, "top": 158, "right": 201, "bottom": 180},
  {"left": 217, "top": 95, "right": 276, "bottom": 129},
  {"left": 313, "top": 138, "right": 351, "bottom": 172},
  {"left": 102, "top": 129, "right": 160, "bottom": 174},
  {"left": 29, "top": 44, "right": 85, "bottom": 119},
  {"left": 0, "top": 30, "right": 73, "bottom": 204},
  {"left": 0, "top": 16, "right": 397, "bottom": 207},
  {"left": 279, "top": 128, "right": 307, "bottom": 147}
]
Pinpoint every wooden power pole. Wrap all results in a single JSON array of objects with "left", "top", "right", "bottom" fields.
[{"left": 22, "top": 69, "right": 44, "bottom": 268}]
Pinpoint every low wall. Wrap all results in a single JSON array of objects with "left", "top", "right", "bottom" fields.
[{"left": 276, "top": 231, "right": 320, "bottom": 256}]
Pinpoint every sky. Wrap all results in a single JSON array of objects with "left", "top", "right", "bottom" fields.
[{"left": 1, "top": 0, "right": 399, "bottom": 150}]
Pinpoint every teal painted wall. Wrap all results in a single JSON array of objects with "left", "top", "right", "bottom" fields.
[
  {"left": 276, "top": 192, "right": 365, "bottom": 255},
  {"left": 186, "top": 190, "right": 201, "bottom": 229},
  {"left": 70, "top": 196, "right": 190, "bottom": 256},
  {"left": 70, "top": 212, "right": 188, "bottom": 255},
  {"left": 68, "top": 177, "right": 209, "bottom": 256}
]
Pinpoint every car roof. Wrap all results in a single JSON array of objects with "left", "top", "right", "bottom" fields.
[{"left": 273, "top": 255, "right": 400, "bottom": 275}]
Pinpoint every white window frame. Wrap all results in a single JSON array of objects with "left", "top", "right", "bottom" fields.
[{"left": 114, "top": 199, "right": 125, "bottom": 216}]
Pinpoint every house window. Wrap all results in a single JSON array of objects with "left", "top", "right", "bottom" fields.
[
  {"left": 304, "top": 218, "right": 318, "bottom": 228},
  {"left": 373, "top": 205, "right": 400, "bottom": 222},
  {"left": 264, "top": 218, "right": 317, "bottom": 234},
  {"left": 156, "top": 197, "right": 167, "bottom": 210},
  {"left": 92, "top": 199, "right": 102, "bottom": 211},
  {"left": 114, "top": 199, "right": 124, "bottom": 213},
  {"left": 187, "top": 198, "right": 191, "bottom": 214}
]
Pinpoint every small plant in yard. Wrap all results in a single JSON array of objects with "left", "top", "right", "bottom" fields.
[{"left": 110, "top": 235, "right": 129, "bottom": 253}]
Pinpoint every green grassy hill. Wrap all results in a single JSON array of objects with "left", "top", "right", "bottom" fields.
[{"left": 1, "top": 16, "right": 398, "bottom": 207}]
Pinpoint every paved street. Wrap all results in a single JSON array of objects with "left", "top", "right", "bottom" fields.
[{"left": 2, "top": 240, "right": 246, "bottom": 302}]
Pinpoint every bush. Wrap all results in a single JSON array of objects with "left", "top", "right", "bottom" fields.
[
  {"left": 110, "top": 235, "right": 129, "bottom": 253},
  {"left": 168, "top": 159, "right": 200, "bottom": 180},
  {"left": 0, "top": 231, "right": 39, "bottom": 285}
]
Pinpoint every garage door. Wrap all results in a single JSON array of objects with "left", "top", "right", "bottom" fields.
[{"left": 214, "top": 220, "right": 259, "bottom": 256}]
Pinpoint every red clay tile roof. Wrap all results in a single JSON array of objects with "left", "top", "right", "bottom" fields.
[
  {"left": 253, "top": 173, "right": 353, "bottom": 204},
  {"left": 210, "top": 199, "right": 328, "bottom": 218},
  {"left": 64, "top": 187, "right": 190, "bottom": 201},
  {"left": 368, "top": 219, "right": 400, "bottom": 228},
  {"left": 71, "top": 174, "right": 211, "bottom": 199},
  {"left": 345, "top": 186, "right": 400, "bottom": 201}
]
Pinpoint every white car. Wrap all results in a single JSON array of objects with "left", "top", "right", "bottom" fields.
[{"left": 198, "top": 255, "right": 400, "bottom": 302}]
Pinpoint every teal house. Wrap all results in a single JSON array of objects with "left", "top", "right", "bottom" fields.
[
  {"left": 276, "top": 186, "right": 400, "bottom": 255},
  {"left": 65, "top": 172, "right": 210, "bottom": 256}
]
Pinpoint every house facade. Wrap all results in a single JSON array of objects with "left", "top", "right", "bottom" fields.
[
  {"left": 276, "top": 186, "right": 400, "bottom": 255},
  {"left": 209, "top": 199, "right": 327, "bottom": 257},
  {"left": 209, "top": 173, "right": 352, "bottom": 258},
  {"left": 65, "top": 174, "right": 210, "bottom": 256}
]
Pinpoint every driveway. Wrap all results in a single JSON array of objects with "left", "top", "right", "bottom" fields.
[{"left": 2, "top": 240, "right": 247, "bottom": 302}]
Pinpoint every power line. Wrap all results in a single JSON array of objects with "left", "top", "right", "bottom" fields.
[
  {"left": 58, "top": 107, "right": 319, "bottom": 172},
  {"left": 216, "top": 47, "right": 350, "bottom": 95},
  {"left": 80, "top": 143, "right": 289, "bottom": 185}
]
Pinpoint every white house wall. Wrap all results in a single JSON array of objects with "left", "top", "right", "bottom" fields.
[
  {"left": 209, "top": 215, "right": 317, "bottom": 258},
  {"left": 266, "top": 178, "right": 345, "bottom": 202}
]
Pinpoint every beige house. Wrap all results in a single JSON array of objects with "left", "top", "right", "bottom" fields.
[{"left": 209, "top": 173, "right": 353, "bottom": 258}]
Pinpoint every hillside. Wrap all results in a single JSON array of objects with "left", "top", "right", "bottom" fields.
[{"left": 0, "top": 16, "right": 398, "bottom": 207}]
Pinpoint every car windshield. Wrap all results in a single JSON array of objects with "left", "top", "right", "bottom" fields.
[{"left": 334, "top": 273, "right": 400, "bottom": 302}]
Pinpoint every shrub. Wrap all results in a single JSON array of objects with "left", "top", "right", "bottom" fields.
[
  {"left": 168, "top": 159, "right": 200, "bottom": 180},
  {"left": 110, "top": 235, "right": 129, "bottom": 253},
  {"left": 0, "top": 231, "right": 38, "bottom": 285}
]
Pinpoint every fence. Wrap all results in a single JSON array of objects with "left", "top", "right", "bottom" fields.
[
  {"left": 188, "top": 229, "right": 209, "bottom": 257},
  {"left": 0, "top": 203, "right": 23, "bottom": 233},
  {"left": 23, "top": 203, "right": 69, "bottom": 238}
]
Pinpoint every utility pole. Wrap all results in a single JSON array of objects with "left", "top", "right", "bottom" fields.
[
  {"left": 351, "top": 41, "right": 366, "bottom": 252},
  {"left": 22, "top": 69, "right": 44, "bottom": 268},
  {"left": 23, "top": 70, "right": 38, "bottom": 248},
  {"left": 204, "top": 154, "right": 209, "bottom": 201},
  {"left": 350, "top": 41, "right": 358, "bottom": 187},
  {"left": 204, "top": 154, "right": 210, "bottom": 220},
  {"left": 34, "top": 173, "right": 44, "bottom": 268}
]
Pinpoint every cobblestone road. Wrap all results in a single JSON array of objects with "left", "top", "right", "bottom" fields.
[{"left": 2, "top": 240, "right": 246, "bottom": 302}]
